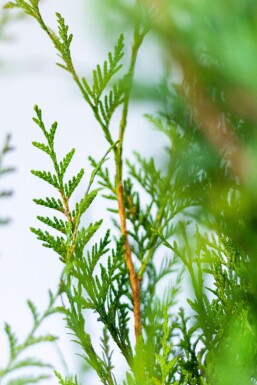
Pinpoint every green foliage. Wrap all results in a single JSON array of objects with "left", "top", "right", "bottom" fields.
[
  {"left": 55, "top": 371, "right": 79, "bottom": 385},
  {"left": 30, "top": 104, "right": 128, "bottom": 383},
  {"left": 0, "top": 291, "right": 58, "bottom": 385},
  {"left": 0, "top": 134, "right": 14, "bottom": 225},
  {"left": 30, "top": 105, "right": 118, "bottom": 265},
  {"left": 154, "top": 312, "right": 178, "bottom": 385},
  {"left": 0, "top": 11, "right": 10, "bottom": 41},
  {"left": 4, "top": 0, "right": 127, "bottom": 146},
  {"left": 82, "top": 33, "right": 124, "bottom": 101},
  {"left": 4, "top": 1, "right": 257, "bottom": 385}
]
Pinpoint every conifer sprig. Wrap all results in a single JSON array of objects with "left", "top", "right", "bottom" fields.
[
  {"left": 5, "top": 0, "right": 148, "bottom": 343},
  {"left": 30, "top": 105, "right": 112, "bottom": 263},
  {"left": 30, "top": 105, "right": 133, "bottom": 382},
  {"left": 4, "top": 0, "right": 126, "bottom": 146},
  {"left": 55, "top": 371, "right": 79, "bottom": 385},
  {"left": 0, "top": 290, "right": 59, "bottom": 385}
]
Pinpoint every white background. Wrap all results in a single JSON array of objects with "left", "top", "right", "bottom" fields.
[{"left": 0, "top": 1, "right": 167, "bottom": 384}]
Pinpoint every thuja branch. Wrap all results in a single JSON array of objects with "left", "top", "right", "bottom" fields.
[
  {"left": 4, "top": 1, "right": 114, "bottom": 145},
  {"left": 4, "top": 0, "right": 147, "bottom": 343},
  {"left": 115, "top": 28, "right": 146, "bottom": 343}
]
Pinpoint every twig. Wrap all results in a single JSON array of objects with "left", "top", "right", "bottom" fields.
[{"left": 116, "top": 28, "right": 145, "bottom": 343}]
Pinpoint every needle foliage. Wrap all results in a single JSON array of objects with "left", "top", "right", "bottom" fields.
[{"left": 2, "top": 1, "right": 257, "bottom": 384}]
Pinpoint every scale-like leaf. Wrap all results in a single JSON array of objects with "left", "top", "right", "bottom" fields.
[
  {"left": 32, "top": 141, "right": 50, "bottom": 156},
  {"left": 33, "top": 197, "right": 64, "bottom": 213},
  {"left": 37, "top": 215, "right": 67, "bottom": 234},
  {"left": 60, "top": 148, "right": 75, "bottom": 177},
  {"left": 5, "top": 323, "right": 18, "bottom": 360},
  {"left": 75, "top": 220, "right": 103, "bottom": 254},
  {"left": 27, "top": 300, "right": 39, "bottom": 323},
  {"left": 55, "top": 371, "right": 79, "bottom": 385},
  {"left": 30, "top": 227, "right": 67, "bottom": 259},
  {"left": 64, "top": 168, "right": 84, "bottom": 198},
  {"left": 82, "top": 34, "right": 124, "bottom": 103},
  {"left": 76, "top": 189, "right": 98, "bottom": 217},
  {"left": 31, "top": 170, "right": 59, "bottom": 189},
  {"left": 99, "top": 80, "right": 124, "bottom": 125}
]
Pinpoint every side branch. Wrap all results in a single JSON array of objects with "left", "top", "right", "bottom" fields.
[
  {"left": 117, "top": 181, "right": 141, "bottom": 342},
  {"left": 116, "top": 28, "right": 146, "bottom": 343},
  {"left": 117, "top": 182, "right": 141, "bottom": 341}
]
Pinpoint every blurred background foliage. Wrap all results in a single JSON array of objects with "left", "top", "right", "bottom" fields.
[
  {"left": 0, "top": 12, "right": 14, "bottom": 227},
  {"left": 94, "top": 0, "right": 257, "bottom": 384},
  {"left": 95, "top": 0, "right": 257, "bottom": 264},
  {"left": 0, "top": 134, "right": 14, "bottom": 226}
]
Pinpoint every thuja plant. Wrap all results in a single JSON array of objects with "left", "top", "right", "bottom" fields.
[{"left": 3, "top": 1, "right": 257, "bottom": 385}]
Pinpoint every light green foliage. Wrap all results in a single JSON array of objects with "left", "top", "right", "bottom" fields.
[
  {"left": 0, "top": 291, "right": 58, "bottom": 385},
  {"left": 55, "top": 371, "right": 79, "bottom": 385},
  {"left": 0, "top": 12, "right": 9, "bottom": 41},
  {"left": 0, "top": 17, "right": 61, "bottom": 385},
  {"left": 3, "top": 1, "right": 257, "bottom": 385},
  {"left": 0, "top": 135, "right": 14, "bottom": 225},
  {"left": 154, "top": 312, "right": 178, "bottom": 385}
]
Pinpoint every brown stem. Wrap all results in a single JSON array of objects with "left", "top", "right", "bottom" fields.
[
  {"left": 180, "top": 64, "right": 254, "bottom": 182},
  {"left": 115, "top": 29, "right": 146, "bottom": 343},
  {"left": 61, "top": 192, "right": 72, "bottom": 223},
  {"left": 117, "top": 181, "right": 141, "bottom": 342},
  {"left": 60, "top": 191, "right": 78, "bottom": 261}
]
